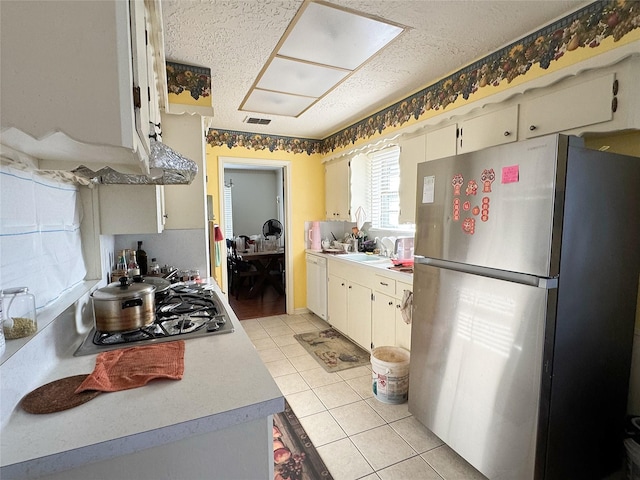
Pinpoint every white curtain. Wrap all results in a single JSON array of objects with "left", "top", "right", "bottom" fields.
[{"left": 0, "top": 164, "right": 86, "bottom": 310}]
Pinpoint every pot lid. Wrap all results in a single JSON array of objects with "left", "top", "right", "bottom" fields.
[
  {"left": 139, "top": 276, "right": 171, "bottom": 293},
  {"left": 92, "top": 277, "right": 156, "bottom": 300}
]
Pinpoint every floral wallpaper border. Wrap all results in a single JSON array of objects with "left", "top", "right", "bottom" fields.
[
  {"left": 206, "top": 0, "right": 638, "bottom": 156},
  {"left": 167, "top": 61, "right": 212, "bottom": 102},
  {"left": 205, "top": 129, "right": 322, "bottom": 155}
]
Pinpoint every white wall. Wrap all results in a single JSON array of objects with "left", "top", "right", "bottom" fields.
[
  {"left": 226, "top": 169, "right": 279, "bottom": 238},
  {"left": 114, "top": 229, "right": 207, "bottom": 275}
]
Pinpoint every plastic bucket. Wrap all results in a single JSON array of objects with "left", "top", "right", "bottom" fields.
[{"left": 371, "top": 346, "right": 410, "bottom": 404}]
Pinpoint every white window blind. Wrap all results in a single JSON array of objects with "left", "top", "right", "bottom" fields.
[
  {"left": 223, "top": 185, "right": 233, "bottom": 240},
  {"left": 369, "top": 146, "right": 401, "bottom": 229}
]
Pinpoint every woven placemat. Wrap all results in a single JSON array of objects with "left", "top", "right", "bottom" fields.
[{"left": 21, "top": 375, "right": 101, "bottom": 414}]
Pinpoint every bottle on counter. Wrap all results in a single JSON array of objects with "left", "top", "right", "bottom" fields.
[
  {"left": 2, "top": 287, "right": 37, "bottom": 340},
  {"left": 149, "top": 258, "right": 161, "bottom": 275},
  {"left": 136, "top": 241, "right": 148, "bottom": 275},
  {"left": 127, "top": 250, "right": 140, "bottom": 277},
  {"left": 114, "top": 250, "right": 128, "bottom": 281}
]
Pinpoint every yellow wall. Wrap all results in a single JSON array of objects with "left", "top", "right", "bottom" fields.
[
  {"left": 584, "top": 131, "right": 640, "bottom": 157},
  {"left": 206, "top": 145, "right": 325, "bottom": 311}
]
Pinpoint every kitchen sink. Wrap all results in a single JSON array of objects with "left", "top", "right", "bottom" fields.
[{"left": 344, "top": 253, "right": 388, "bottom": 263}]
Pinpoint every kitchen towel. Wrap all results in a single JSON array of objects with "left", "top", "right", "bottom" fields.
[
  {"left": 400, "top": 289, "right": 413, "bottom": 325},
  {"left": 75, "top": 342, "right": 185, "bottom": 393}
]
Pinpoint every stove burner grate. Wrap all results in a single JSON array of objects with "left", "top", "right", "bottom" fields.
[{"left": 74, "top": 283, "right": 234, "bottom": 356}]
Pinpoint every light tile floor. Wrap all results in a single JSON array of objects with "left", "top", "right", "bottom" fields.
[{"left": 243, "top": 313, "right": 488, "bottom": 480}]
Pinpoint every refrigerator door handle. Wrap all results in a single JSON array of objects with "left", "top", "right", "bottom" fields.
[
  {"left": 538, "top": 277, "right": 558, "bottom": 289},
  {"left": 415, "top": 256, "right": 558, "bottom": 288}
]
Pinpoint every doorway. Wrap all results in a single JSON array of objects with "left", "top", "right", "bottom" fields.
[{"left": 218, "top": 157, "right": 293, "bottom": 319}]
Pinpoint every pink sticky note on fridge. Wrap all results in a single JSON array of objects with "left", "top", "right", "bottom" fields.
[{"left": 502, "top": 165, "right": 519, "bottom": 184}]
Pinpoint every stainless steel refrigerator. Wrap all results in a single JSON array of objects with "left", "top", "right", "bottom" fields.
[{"left": 409, "top": 134, "right": 640, "bottom": 480}]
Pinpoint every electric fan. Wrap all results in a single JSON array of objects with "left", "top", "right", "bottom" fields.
[{"left": 262, "top": 219, "right": 283, "bottom": 239}]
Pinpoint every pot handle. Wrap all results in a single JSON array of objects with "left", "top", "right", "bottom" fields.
[{"left": 122, "top": 298, "right": 143, "bottom": 309}]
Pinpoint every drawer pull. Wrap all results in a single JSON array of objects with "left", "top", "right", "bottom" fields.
[
  {"left": 389, "top": 301, "right": 394, "bottom": 306},
  {"left": 380, "top": 282, "right": 389, "bottom": 286}
]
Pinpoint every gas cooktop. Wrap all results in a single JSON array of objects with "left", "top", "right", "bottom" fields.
[{"left": 74, "top": 283, "right": 234, "bottom": 356}]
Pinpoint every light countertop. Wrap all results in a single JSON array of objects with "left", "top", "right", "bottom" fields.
[
  {"left": 0, "top": 280, "right": 283, "bottom": 478},
  {"left": 306, "top": 250, "right": 413, "bottom": 284}
]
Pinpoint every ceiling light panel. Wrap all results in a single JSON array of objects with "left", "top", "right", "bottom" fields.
[
  {"left": 258, "top": 57, "right": 350, "bottom": 97},
  {"left": 279, "top": 2, "right": 405, "bottom": 70},
  {"left": 243, "top": 89, "right": 317, "bottom": 117},
  {"left": 240, "top": 0, "right": 407, "bottom": 117}
]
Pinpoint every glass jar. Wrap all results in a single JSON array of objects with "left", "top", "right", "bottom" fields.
[{"left": 2, "top": 287, "right": 37, "bottom": 339}]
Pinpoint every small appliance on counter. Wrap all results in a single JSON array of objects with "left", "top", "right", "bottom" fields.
[{"left": 394, "top": 237, "right": 414, "bottom": 262}]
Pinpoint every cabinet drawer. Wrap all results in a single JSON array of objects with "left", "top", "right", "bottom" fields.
[{"left": 374, "top": 275, "right": 396, "bottom": 296}]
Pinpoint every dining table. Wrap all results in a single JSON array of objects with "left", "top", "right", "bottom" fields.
[{"left": 239, "top": 248, "right": 285, "bottom": 298}]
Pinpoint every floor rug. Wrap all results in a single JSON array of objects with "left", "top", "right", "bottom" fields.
[
  {"left": 273, "top": 400, "right": 333, "bottom": 480},
  {"left": 294, "top": 328, "right": 370, "bottom": 373}
]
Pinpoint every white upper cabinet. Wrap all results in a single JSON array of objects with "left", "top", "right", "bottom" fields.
[
  {"left": 424, "top": 105, "right": 518, "bottom": 162},
  {"left": 99, "top": 185, "right": 166, "bottom": 235},
  {"left": 425, "top": 124, "right": 458, "bottom": 161},
  {"left": 520, "top": 73, "right": 614, "bottom": 139},
  {"left": 0, "top": 0, "right": 164, "bottom": 175},
  {"left": 398, "top": 134, "right": 426, "bottom": 224},
  {"left": 325, "top": 157, "right": 350, "bottom": 220},
  {"left": 161, "top": 113, "right": 206, "bottom": 230},
  {"left": 458, "top": 105, "right": 519, "bottom": 154}
]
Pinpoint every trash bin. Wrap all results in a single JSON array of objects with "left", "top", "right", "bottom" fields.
[{"left": 371, "top": 346, "right": 410, "bottom": 404}]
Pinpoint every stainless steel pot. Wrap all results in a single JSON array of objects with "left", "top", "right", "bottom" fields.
[{"left": 91, "top": 277, "right": 156, "bottom": 333}]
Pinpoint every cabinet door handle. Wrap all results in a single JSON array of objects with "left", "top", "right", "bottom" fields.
[
  {"left": 163, "top": 214, "right": 169, "bottom": 219},
  {"left": 348, "top": 285, "right": 352, "bottom": 289},
  {"left": 380, "top": 282, "right": 389, "bottom": 286},
  {"left": 388, "top": 301, "right": 394, "bottom": 306},
  {"left": 396, "top": 304, "right": 401, "bottom": 309},
  {"left": 529, "top": 125, "right": 537, "bottom": 131},
  {"left": 341, "top": 283, "right": 345, "bottom": 287},
  {"left": 503, "top": 131, "right": 510, "bottom": 136}
]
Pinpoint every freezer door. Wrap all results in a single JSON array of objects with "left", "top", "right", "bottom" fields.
[
  {"left": 409, "top": 263, "right": 548, "bottom": 480},
  {"left": 414, "top": 134, "right": 567, "bottom": 277}
]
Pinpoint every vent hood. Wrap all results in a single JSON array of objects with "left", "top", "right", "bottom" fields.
[{"left": 71, "top": 139, "right": 198, "bottom": 185}]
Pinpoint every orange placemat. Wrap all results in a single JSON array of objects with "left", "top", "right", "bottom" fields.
[{"left": 75, "top": 341, "right": 185, "bottom": 393}]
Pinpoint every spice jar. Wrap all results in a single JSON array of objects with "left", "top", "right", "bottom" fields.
[{"left": 2, "top": 287, "right": 37, "bottom": 339}]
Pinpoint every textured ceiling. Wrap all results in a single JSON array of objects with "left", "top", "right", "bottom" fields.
[{"left": 162, "top": 0, "right": 590, "bottom": 140}]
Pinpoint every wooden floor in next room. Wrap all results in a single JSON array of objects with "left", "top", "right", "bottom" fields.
[{"left": 228, "top": 281, "right": 286, "bottom": 320}]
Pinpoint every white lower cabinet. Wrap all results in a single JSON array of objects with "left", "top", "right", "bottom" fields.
[
  {"left": 372, "top": 278, "right": 413, "bottom": 351},
  {"left": 327, "top": 274, "right": 348, "bottom": 334},
  {"left": 395, "top": 281, "right": 413, "bottom": 351},
  {"left": 347, "top": 281, "right": 372, "bottom": 352},
  {"left": 372, "top": 291, "right": 396, "bottom": 348},
  {"left": 326, "top": 259, "right": 411, "bottom": 352},
  {"left": 327, "top": 261, "right": 373, "bottom": 352}
]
